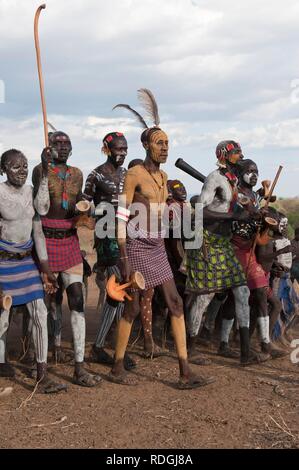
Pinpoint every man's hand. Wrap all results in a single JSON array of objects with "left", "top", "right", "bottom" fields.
[
  {"left": 39, "top": 261, "right": 59, "bottom": 294},
  {"left": 41, "top": 147, "right": 57, "bottom": 175},
  {"left": 42, "top": 272, "right": 59, "bottom": 295},
  {"left": 119, "top": 258, "right": 132, "bottom": 283}
]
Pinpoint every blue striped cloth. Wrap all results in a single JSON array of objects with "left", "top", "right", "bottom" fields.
[{"left": 0, "top": 239, "right": 44, "bottom": 306}]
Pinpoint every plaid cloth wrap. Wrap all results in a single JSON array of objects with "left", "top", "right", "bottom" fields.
[
  {"left": 185, "top": 229, "right": 246, "bottom": 294},
  {"left": 0, "top": 239, "right": 44, "bottom": 306},
  {"left": 126, "top": 222, "right": 173, "bottom": 290},
  {"left": 41, "top": 217, "right": 82, "bottom": 272}
]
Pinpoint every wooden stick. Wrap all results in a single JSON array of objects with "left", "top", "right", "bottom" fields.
[
  {"left": 34, "top": 4, "right": 48, "bottom": 147},
  {"left": 264, "top": 165, "right": 283, "bottom": 209}
]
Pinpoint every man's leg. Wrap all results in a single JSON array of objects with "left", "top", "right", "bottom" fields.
[
  {"left": 93, "top": 266, "right": 135, "bottom": 369},
  {"left": 0, "top": 309, "right": 14, "bottom": 377},
  {"left": 46, "top": 289, "right": 65, "bottom": 362},
  {"left": 232, "top": 285, "right": 268, "bottom": 365},
  {"left": 254, "top": 288, "right": 286, "bottom": 359},
  {"left": 268, "top": 293, "right": 282, "bottom": 339},
  {"left": 26, "top": 299, "right": 67, "bottom": 393},
  {"left": 109, "top": 292, "right": 140, "bottom": 384},
  {"left": 186, "top": 292, "right": 214, "bottom": 365},
  {"left": 20, "top": 306, "right": 35, "bottom": 365},
  {"left": 161, "top": 279, "right": 215, "bottom": 388},
  {"left": 201, "top": 293, "right": 227, "bottom": 342},
  {"left": 218, "top": 291, "right": 239, "bottom": 358},
  {"left": 61, "top": 270, "right": 101, "bottom": 387},
  {"left": 140, "top": 288, "right": 165, "bottom": 358}
]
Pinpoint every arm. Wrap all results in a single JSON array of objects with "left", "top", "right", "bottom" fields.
[
  {"left": 256, "top": 244, "right": 292, "bottom": 263},
  {"left": 32, "top": 148, "right": 53, "bottom": 215},
  {"left": 32, "top": 213, "right": 57, "bottom": 293},
  {"left": 199, "top": 173, "right": 218, "bottom": 208},
  {"left": 200, "top": 173, "right": 247, "bottom": 222},
  {"left": 75, "top": 170, "right": 84, "bottom": 203},
  {"left": 32, "top": 212, "right": 50, "bottom": 271},
  {"left": 82, "top": 170, "right": 98, "bottom": 203},
  {"left": 33, "top": 167, "right": 50, "bottom": 215}
]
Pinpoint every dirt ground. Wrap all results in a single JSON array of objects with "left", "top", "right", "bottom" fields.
[{"left": 0, "top": 229, "right": 298, "bottom": 449}]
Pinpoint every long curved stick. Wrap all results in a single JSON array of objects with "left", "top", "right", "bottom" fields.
[{"left": 34, "top": 4, "right": 48, "bottom": 147}]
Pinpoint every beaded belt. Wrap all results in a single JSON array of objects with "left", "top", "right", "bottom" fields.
[
  {"left": 0, "top": 249, "right": 32, "bottom": 260},
  {"left": 43, "top": 227, "right": 77, "bottom": 239}
]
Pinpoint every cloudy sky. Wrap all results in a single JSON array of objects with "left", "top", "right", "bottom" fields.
[{"left": 1, "top": 0, "right": 299, "bottom": 196}]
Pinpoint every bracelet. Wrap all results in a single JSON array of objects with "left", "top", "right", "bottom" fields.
[{"left": 120, "top": 256, "right": 128, "bottom": 260}]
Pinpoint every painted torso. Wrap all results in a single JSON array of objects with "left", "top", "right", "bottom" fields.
[
  {"left": 0, "top": 183, "right": 34, "bottom": 242},
  {"left": 83, "top": 163, "right": 126, "bottom": 207},
  {"left": 34, "top": 163, "right": 83, "bottom": 219}
]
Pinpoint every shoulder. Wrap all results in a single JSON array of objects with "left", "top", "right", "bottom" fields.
[
  {"left": 93, "top": 164, "right": 106, "bottom": 173},
  {"left": 32, "top": 163, "right": 42, "bottom": 178},
  {"left": 70, "top": 166, "right": 83, "bottom": 178},
  {"left": 205, "top": 169, "right": 223, "bottom": 184},
  {"left": 125, "top": 165, "right": 144, "bottom": 177},
  {"left": 87, "top": 164, "right": 111, "bottom": 179}
]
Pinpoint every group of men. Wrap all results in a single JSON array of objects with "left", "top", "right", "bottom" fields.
[{"left": 0, "top": 94, "right": 297, "bottom": 393}]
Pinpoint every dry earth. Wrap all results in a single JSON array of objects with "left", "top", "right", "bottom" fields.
[{"left": 0, "top": 228, "right": 298, "bottom": 449}]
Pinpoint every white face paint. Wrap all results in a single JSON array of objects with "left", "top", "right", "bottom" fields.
[
  {"left": 279, "top": 217, "right": 288, "bottom": 234},
  {"left": 243, "top": 172, "right": 258, "bottom": 185}
]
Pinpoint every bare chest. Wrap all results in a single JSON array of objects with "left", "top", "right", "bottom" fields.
[{"left": 0, "top": 184, "right": 34, "bottom": 221}]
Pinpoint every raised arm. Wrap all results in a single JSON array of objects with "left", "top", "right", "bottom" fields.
[
  {"left": 32, "top": 166, "right": 50, "bottom": 215},
  {"left": 32, "top": 147, "right": 53, "bottom": 215}
]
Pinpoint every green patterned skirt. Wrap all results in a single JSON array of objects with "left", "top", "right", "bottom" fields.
[{"left": 185, "top": 229, "right": 246, "bottom": 294}]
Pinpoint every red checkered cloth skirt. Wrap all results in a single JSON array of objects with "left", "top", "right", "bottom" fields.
[
  {"left": 126, "top": 223, "right": 173, "bottom": 290},
  {"left": 232, "top": 235, "right": 268, "bottom": 290},
  {"left": 41, "top": 217, "right": 82, "bottom": 272}
]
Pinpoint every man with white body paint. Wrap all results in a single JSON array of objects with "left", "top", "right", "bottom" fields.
[
  {"left": 185, "top": 141, "right": 261, "bottom": 365},
  {"left": 0, "top": 148, "right": 66, "bottom": 392}
]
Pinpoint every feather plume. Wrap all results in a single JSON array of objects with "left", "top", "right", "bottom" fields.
[
  {"left": 47, "top": 121, "right": 57, "bottom": 132},
  {"left": 112, "top": 104, "right": 148, "bottom": 129},
  {"left": 137, "top": 88, "right": 160, "bottom": 127}
]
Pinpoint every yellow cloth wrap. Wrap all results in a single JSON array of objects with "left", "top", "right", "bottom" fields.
[
  {"left": 171, "top": 315, "right": 188, "bottom": 360},
  {"left": 114, "top": 317, "right": 133, "bottom": 361}
]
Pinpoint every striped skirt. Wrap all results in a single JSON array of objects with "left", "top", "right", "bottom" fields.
[{"left": 0, "top": 239, "right": 44, "bottom": 306}]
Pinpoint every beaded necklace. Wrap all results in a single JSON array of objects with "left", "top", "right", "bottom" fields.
[{"left": 50, "top": 163, "right": 71, "bottom": 210}]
